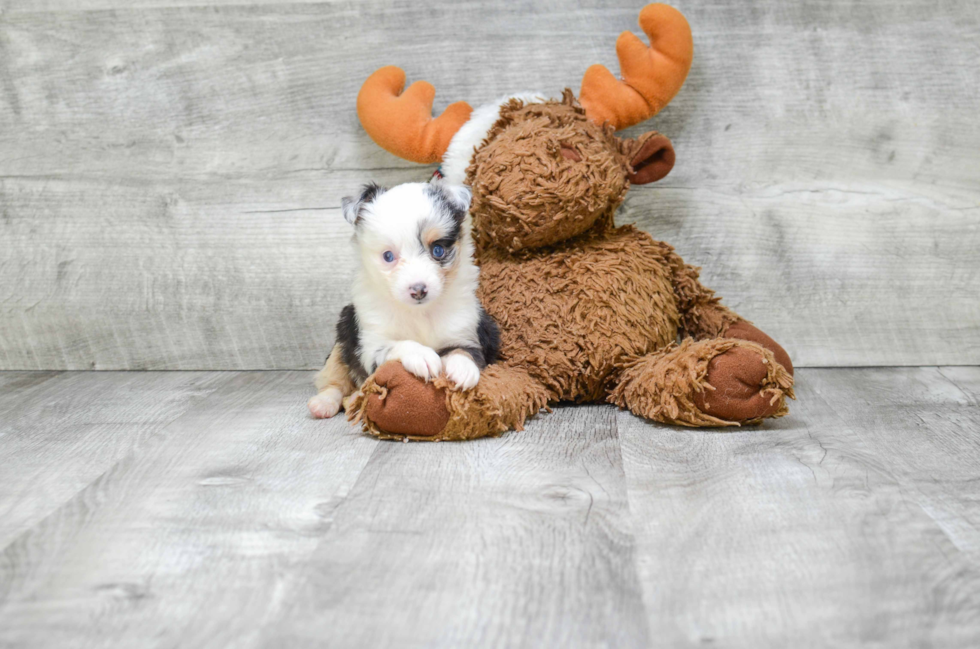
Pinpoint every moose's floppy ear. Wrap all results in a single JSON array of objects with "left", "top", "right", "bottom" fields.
[
  {"left": 341, "top": 182, "right": 387, "bottom": 226},
  {"left": 624, "top": 132, "right": 675, "bottom": 185}
]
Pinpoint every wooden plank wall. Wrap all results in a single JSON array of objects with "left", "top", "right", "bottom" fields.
[{"left": 0, "top": 0, "right": 977, "bottom": 369}]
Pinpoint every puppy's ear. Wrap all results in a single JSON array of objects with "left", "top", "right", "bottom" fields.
[
  {"left": 341, "top": 196, "right": 359, "bottom": 226},
  {"left": 426, "top": 183, "right": 471, "bottom": 230},
  {"left": 341, "top": 182, "right": 387, "bottom": 227},
  {"left": 442, "top": 185, "right": 472, "bottom": 212}
]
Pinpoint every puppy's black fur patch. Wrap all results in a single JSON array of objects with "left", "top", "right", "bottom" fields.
[
  {"left": 416, "top": 184, "right": 469, "bottom": 267},
  {"left": 429, "top": 237, "right": 458, "bottom": 267},
  {"left": 438, "top": 307, "right": 501, "bottom": 369},
  {"left": 415, "top": 218, "right": 458, "bottom": 261},
  {"left": 424, "top": 184, "right": 467, "bottom": 242},
  {"left": 476, "top": 307, "right": 501, "bottom": 365},
  {"left": 336, "top": 304, "right": 368, "bottom": 383},
  {"left": 443, "top": 211, "right": 463, "bottom": 244},
  {"left": 342, "top": 182, "right": 387, "bottom": 226},
  {"left": 359, "top": 182, "right": 386, "bottom": 205}
]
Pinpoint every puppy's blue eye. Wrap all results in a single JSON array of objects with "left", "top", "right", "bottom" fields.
[
  {"left": 432, "top": 244, "right": 445, "bottom": 259},
  {"left": 382, "top": 251, "right": 395, "bottom": 263}
]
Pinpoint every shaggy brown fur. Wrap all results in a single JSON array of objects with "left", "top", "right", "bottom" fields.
[
  {"left": 477, "top": 226, "right": 680, "bottom": 402},
  {"left": 352, "top": 363, "right": 551, "bottom": 441},
  {"left": 349, "top": 93, "right": 795, "bottom": 441},
  {"left": 609, "top": 338, "right": 793, "bottom": 427},
  {"left": 468, "top": 91, "right": 628, "bottom": 252}
]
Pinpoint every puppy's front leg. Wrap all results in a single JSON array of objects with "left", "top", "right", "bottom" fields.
[
  {"left": 441, "top": 348, "right": 483, "bottom": 391},
  {"left": 383, "top": 340, "right": 443, "bottom": 381}
]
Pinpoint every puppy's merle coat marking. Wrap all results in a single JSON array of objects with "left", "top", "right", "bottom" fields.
[
  {"left": 335, "top": 303, "right": 500, "bottom": 381},
  {"left": 335, "top": 304, "right": 367, "bottom": 384},
  {"left": 309, "top": 182, "right": 500, "bottom": 421}
]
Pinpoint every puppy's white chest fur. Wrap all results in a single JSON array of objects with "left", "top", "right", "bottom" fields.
[
  {"left": 375, "top": 307, "right": 475, "bottom": 349},
  {"left": 353, "top": 285, "right": 481, "bottom": 362}
]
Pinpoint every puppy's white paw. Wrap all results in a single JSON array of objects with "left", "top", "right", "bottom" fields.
[
  {"left": 443, "top": 353, "right": 480, "bottom": 390},
  {"left": 389, "top": 341, "right": 442, "bottom": 381},
  {"left": 308, "top": 389, "right": 343, "bottom": 419}
]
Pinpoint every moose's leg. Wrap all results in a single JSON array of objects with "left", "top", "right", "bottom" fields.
[
  {"left": 348, "top": 361, "right": 551, "bottom": 441},
  {"left": 670, "top": 270, "right": 795, "bottom": 421},
  {"left": 666, "top": 250, "right": 794, "bottom": 376},
  {"left": 609, "top": 338, "right": 794, "bottom": 427}
]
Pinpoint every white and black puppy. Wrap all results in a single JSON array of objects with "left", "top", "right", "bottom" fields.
[{"left": 308, "top": 182, "right": 500, "bottom": 419}]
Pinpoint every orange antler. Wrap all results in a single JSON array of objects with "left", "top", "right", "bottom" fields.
[
  {"left": 580, "top": 4, "right": 693, "bottom": 131},
  {"left": 356, "top": 66, "right": 473, "bottom": 164}
]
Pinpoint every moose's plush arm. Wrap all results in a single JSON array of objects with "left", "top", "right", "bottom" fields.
[
  {"left": 609, "top": 337, "right": 794, "bottom": 426},
  {"left": 657, "top": 242, "right": 795, "bottom": 375},
  {"left": 653, "top": 241, "right": 739, "bottom": 338},
  {"left": 349, "top": 361, "right": 550, "bottom": 441}
]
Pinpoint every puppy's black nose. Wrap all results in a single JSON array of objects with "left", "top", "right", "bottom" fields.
[{"left": 409, "top": 283, "right": 428, "bottom": 301}]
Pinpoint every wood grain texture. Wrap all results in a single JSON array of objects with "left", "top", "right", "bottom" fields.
[
  {"left": 0, "top": 0, "right": 978, "bottom": 369},
  {"left": 2, "top": 368, "right": 980, "bottom": 645},
  {"left": 0, "top": 371, "right": 379, "bottom": 648},
  {"left": 264, "top": 405, "right": 650, "bottom": 648},
  {"left": 0, "top": 371, "right": 231, "bottom": 549},
  {"left": 1, "top": 0, "right": 331, "bottom": 10},
  {"left": 618, "top": 367, "right": 980, "bottom": 648}
]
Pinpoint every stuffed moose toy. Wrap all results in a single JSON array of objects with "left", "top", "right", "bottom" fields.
[{"left": 346, "top": 3, "right": 795, "bottom": 440}]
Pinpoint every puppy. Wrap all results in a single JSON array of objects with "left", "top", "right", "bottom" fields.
[{"left": 308, "top": 182, "right": 500, "bottom": 419}]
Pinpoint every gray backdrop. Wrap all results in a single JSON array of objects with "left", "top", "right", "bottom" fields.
[{"left": 1, "top": 0, "right": 977, "bottom": 370}]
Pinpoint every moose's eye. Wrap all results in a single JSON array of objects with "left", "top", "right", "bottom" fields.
[
  {"left": 382, "top": 250, "right": 396, "bottom": 263},
  {"left": 431, "top": 244, "right": 446, "bottom": 259}
]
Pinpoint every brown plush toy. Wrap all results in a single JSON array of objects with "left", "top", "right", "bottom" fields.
[{"left": 348, "top": 3, "right": 794, "bottom": 440}]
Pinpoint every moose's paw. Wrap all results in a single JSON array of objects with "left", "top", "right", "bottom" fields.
[
  {"left": 693, "top": 345, "right": 786, "bottom": 422},
  {"left": 722, "top": 321, "right": 793, "bottom": 376},
  {"left": 362, "top": 361, "right": 450, "bottom": 437}
]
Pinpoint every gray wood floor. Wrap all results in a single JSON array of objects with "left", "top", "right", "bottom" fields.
[{"left": 2, "top": 368, "right": 979, "bottom": 647}]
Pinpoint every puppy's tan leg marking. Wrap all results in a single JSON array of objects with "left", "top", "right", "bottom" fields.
[{"left": 309, "top": 344, "right": 357, "bottom": 419}]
